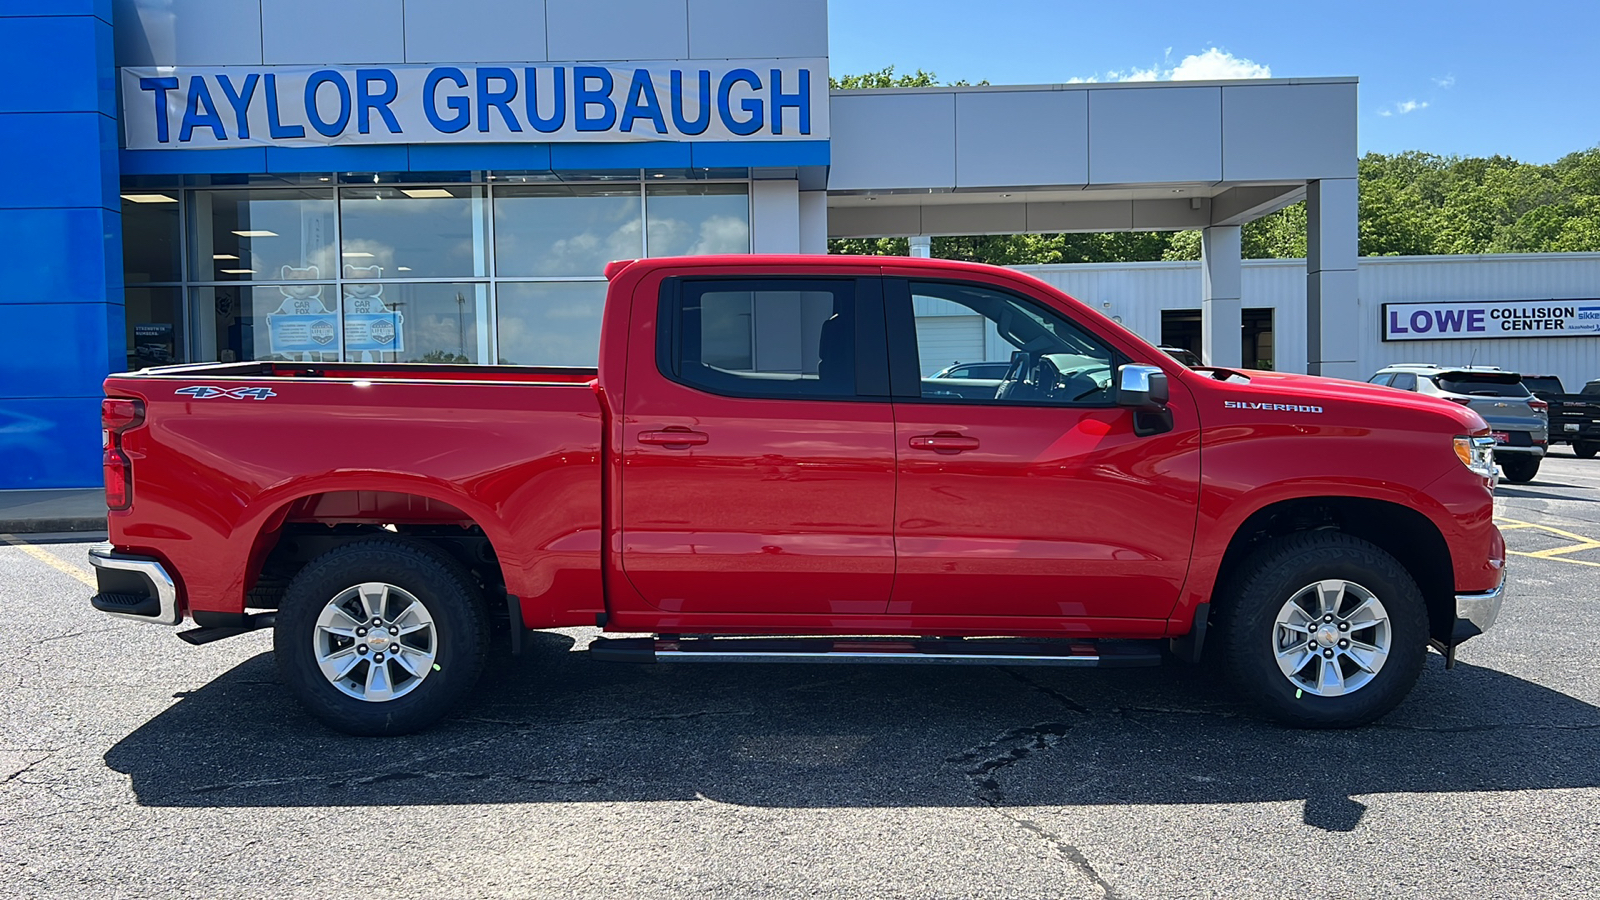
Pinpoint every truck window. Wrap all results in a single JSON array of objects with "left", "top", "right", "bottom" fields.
[
  {"left": 663, "top": 279, "right": 864, "bottom": 399},
  {"left": 1390, "top": 372, "right": 1417, "bottom": 391},
  {"left": 1521, "top": 376, "right": 1562, "bottom": 394},
  {"left": 901, "top": 281, "right": 1118, "bottom": 407},
  {"left": 1367, "top": 373, "right": 1394, "bottom": 386}
]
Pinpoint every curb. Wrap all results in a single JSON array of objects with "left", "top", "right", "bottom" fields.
[{"left": 0, "top": 517, "right": 108, "bottom": 536}]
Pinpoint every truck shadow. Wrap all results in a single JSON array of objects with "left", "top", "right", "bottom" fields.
[{"left": 106, "top": 631, "right": 1600, "bottom": 825}]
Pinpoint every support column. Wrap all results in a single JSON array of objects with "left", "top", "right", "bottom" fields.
[
  {"left": 750, "top": 180, "right": 801, "bottom": 253},
  {"left": 1307, "top": 178, "right": 1360, "bottom": 379},
  {"left": 0, "top": 3, "right": 123, "bottom": 489},
  {"left": 1201, "top": 226, "right": 1242, "bottom": 368},
  {"left": 909, "top": 235, "right": 932, "bottom": 258},
  {"left": 798, "top": 190, "right": 828, "bottom": 254}
]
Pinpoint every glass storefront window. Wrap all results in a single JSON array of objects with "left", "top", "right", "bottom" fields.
[
  {"left": 190, "top": 189, "right": 336, "bottom": 283},
  {"left": 646, "top": 184, "right": 750, "bottom": 257},
  {"left": 124, "top": 286, "right": 184, "bottom": 370},
  {"left": 339, "top": 186, "right": 489, "bottom": 279},
  {"left": 493, "top": 185, "right": 643, "bottom": 278},
  {"left": 496, "top": 282, "right": 607, "bottom": 367},
  {"left": 192, "top": 283, "right": 338, "bottom": 363},
  {"left": 347, "top": 282, "right": 490, "bottom": 364},
  {"left": 121, "top": 194, "right": 182, "bottom": 284}
]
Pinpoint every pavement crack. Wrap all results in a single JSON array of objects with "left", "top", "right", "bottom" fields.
[
  {"left": 1, "top": 750, "right": 58, "bottom": 786},
  {"left": 1001, "top": 668, "right": 1091, "bottom": 715},
  {"left": 946, "top": 722, "right": 1073, "bottom": 802},
  {"left": 983, "top": 801, "right": 1129, "bottom": 900}
]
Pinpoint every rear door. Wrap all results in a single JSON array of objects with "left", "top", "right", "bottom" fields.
[
  {"left": 883, "top": 275, "right": 1201, "bottom": 621},
  {"left": 619, "top": 272, "right": 897, "bottom": 616}
]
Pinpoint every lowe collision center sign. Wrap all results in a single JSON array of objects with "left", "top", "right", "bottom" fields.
[
  {"left": 1382, "top": 299, "right": 1600, "bottom": 341},
  {"left": 121, "top": 60, "right": 828, "bottom": 149}
]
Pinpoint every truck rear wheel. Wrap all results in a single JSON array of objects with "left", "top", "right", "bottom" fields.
[
  {"left": 274, "top": 538, "right": 488, "bottom": 736},
  {"left": 1217, "top": 532, "right": 1428, "bottom": 728},
  {"left": 1574, "top": 442, "right": 1597, "bottom": 460},
  {"left": 1498, "top": 456, "right": 1540, "bottom": 483}
]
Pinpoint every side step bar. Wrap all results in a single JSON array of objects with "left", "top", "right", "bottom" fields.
[{"left": 588, "top": 636, "right": 1162, "bottom": 668}]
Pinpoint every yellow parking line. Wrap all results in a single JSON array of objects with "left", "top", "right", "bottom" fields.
[
  {"left": 1496, "top": 517, "right": 1600, "bottom": 569},
  {"left": 0, "top": 535, "right": 97, "bottom": 588},
  {"left": 1508, "top": 550, "right": 1600, "bottom": 568}
]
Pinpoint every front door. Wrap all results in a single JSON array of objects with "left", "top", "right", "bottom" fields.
[
  {"left": 884, "top": 275, "right": 1201, "bottom": 621},
  {"left": 620, "top": 273, "right": 897, "bottom": 616}
]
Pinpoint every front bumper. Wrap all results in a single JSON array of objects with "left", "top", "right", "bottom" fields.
[
  {"left": 1452, "top": 572, "right": 1506, "bottom": 642},
  {"left": 87, "top": 543, "right": 180, "bottom": 626}
]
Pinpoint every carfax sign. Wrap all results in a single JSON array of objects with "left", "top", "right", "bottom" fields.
[
  {"left": 1382, "top": 299, "right": 1600, "bottom": 341},
  {"left": 121, "top": 60, "right": 828, "bottom": 149}
]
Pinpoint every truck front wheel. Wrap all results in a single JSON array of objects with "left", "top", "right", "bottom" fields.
[
  {"left": 1217, "top": 533, "right": 1428, "bottom": 728},
  {"left": 1574, "top": 441, "right": 1597, "bottom": 460},
  {"left": 274, "top": 539, "right": 489, "bottom": 736},
  {"left": 1498, "top": 455, "right": 1540, "bottom": 483}
]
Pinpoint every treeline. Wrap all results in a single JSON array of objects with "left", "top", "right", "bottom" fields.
[{"left": 826, "top": 70, "right": 1600, "bottom": 262}]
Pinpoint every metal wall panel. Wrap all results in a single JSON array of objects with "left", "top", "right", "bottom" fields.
[
  {"left": 404, "top": 0, "right": 547, "bottom": 63},
  {"left": 114, "top": 0, "right": 264, "bottom": 67},
  {"left": 687, "top": 0, "right": 828, "bottom": 59},
  {"left": 1087, "top": 86, "right": 1222, "bottom": 185},
  {"left": 828, "top": 92, "right": 955, "bottom": 191},
  {"left": 1222, "top": 83, "right": 1358, "bottom": 181},
  {"left": 955, "top": 90, "right": 1088, "bottom": 188},
  {"left": 545, "top": 0, "right": 689, "bottom": 61},
  {"left": 262, "top": 0, "right": 404, "bottom": 65}
]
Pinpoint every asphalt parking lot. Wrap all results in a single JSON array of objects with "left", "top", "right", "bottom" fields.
[{"left": 3, "top": 454, "right": 1598, "bottom": 900}]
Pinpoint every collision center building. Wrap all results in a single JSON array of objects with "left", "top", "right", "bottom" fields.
[{"left": 2, "top": 0, "right": 1595, "bottom": 491}]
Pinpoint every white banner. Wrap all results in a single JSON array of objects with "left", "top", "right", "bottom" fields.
[
  {"left": 1382, "top": 299, "right": 1600, "bottom": 341},
  {"left": 121, "top": 60, "right": 829, "bottom": 150}
]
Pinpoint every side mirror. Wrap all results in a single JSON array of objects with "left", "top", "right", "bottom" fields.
[{"left": 1117, "top": 364, "right": 1169, "bottom": 410}]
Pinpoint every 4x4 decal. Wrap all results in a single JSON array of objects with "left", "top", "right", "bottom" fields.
[{"left": 176, "top": 386, "right": 278, "bottom": 401}]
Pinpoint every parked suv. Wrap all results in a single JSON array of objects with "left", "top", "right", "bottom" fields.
[{"left": 1368, "top": 364, "right": 1548, "bottom": 482}]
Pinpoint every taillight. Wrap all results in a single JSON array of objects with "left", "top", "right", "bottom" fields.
[
  {"left": 1528, "top": 398, "right": 1548, "bottom": 413},
  {"left": 101, "top": 398, "right": 145, "bottom": 511}
]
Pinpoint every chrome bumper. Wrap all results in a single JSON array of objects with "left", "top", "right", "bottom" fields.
[
  {"left": 1453, "top": 572, "right": 1506, "bottom": 641},
  {"left": 87, "top": 543, "right": 180, "bottom": 626}
]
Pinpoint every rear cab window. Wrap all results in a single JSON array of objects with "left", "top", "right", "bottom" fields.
[{"left": 1434, "top": 374, "right": 1531, "bottom": 397}]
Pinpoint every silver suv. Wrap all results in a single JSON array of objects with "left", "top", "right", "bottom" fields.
[{"left": 1368, "top": 364, "right": 1549, "bottom": 483}]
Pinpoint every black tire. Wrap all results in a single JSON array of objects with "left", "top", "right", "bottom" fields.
[
  {"left": 1574, "top": 442, "right": 1598, "bottom": 460},
  {"left": 1216, "top": 532, "right": 1429, "bottom": 729},
  {"left": 1498, "top": 455, "right": 1540, "bottom": 483},
  {"left": 274, "top": 538, "right": 489, "bottom": 736}
]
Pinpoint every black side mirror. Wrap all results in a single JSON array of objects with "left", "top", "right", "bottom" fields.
[{"left": 1116, "top": 364, "right": 1169, "bottom": 410}]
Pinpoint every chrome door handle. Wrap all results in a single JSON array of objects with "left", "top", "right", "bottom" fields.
[{"left": 639, "top": 429, "right": 710, "bottom": 447}]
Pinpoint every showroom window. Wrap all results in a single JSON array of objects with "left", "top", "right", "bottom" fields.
[{"left": 120, "top": 176, "right": 750, "bottom": 368}]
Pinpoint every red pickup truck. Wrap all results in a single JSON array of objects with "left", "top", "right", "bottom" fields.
[{"left": 89, "top": 256, "right": 1506, "bottom": 735}]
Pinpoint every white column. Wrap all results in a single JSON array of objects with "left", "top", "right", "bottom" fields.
[
  {"left": 1201, "top": 225, "right": 1242, "bottom": 368},
  {"left": 798, "top": 190, "right": 828, "bottom": 254},
  {"left": 908, "top": 235, "right": 932, "bottom": 258},
  {"left": 1307, "top": 178, "right": 1360, "bottom": 379},
  {"left": 750, "top": 180, "right": 801, "bottom": 253}
]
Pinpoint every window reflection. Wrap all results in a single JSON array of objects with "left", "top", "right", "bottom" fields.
[
  {"left": 496, "top": 282, "right": 606, "bottom": 367},
  {"left": 121, "top": 195, "right": 181, "bottom": 284},
  {"left": 646, "top": 184, "right": 750, "bottom": 257},
  {"left": 189, "top": 189, "right": 336, "bottom": 282},
  {"left": 191, "top": 283, "right": 339, "bottom": 363},
  {"left": 124, "top": 286, "right": 184, "bottom": 370},
  {"left": 339, "top": 186, "right": 488, "bottom": 279},
  {"left": 345, "top": 283, "right": 490, "bottom": 364},
  {"left": 493, "top": 185, "right": 642, "bottom": 277}
]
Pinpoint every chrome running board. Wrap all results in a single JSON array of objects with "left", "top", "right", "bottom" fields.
[{"left": 588, "top": 636, "right": 1162, "bottom": 668}]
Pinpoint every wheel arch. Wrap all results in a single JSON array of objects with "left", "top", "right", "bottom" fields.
[{"left": 1210, "top": 496, "right": 1457, "bottom": 645}]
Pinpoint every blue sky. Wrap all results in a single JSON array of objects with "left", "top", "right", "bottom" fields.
[{"left": 829, "top": 0, "right": 1600, "bottom": 164}]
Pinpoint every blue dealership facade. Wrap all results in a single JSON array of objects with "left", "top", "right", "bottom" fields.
[{"left": 1, "top": 0, "right": 1364, "bottom": 491}]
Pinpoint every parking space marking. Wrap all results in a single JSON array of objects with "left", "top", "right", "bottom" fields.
[
  {"left": 0, "top": 535, "right": 97, "bottom": 587},
  {"left": 1495, "top": 517, "right": 1600, "bottom": 568}
]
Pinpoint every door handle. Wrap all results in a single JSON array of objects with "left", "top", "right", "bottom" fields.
[
  {"left": 639, "top": 429, "right": 710, "bottom": 447},
  {"left": 909, "top": 434, "right": 980, "bottom": 453}
]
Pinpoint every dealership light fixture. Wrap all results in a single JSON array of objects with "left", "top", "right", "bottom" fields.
[
  {"left": 397, "top": 267, "right": 413, "bottom": 272},
  {"left": 122, "top": 193, "right": 177, "bottom": 204},
  {"left": 220, "top": 269, "right": 256, "bottom": 275},
  {"left": 212, "top": 254, "right": 239, "bottom": 260},
  {"left": 232, "top": 230, "right": 278, "bottom": 238},
  {"left": 342, "top": 251, "right": 376, "bottom": 258},
  {"left": 400, "top": 188, "right": 454, "bottom": 199}
]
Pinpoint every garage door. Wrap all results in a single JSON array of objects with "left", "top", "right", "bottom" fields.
[{"left": 914, "top": 316, "right": 987, "bottom": 376}]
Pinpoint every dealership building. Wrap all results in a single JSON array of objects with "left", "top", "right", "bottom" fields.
[{"left": 2, "top": 0, "right": 1596, "bottom": 491}]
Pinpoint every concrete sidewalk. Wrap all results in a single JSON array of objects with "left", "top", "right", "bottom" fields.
[{"left": 0, "top": 489, "right": 106, "bottom": 535}]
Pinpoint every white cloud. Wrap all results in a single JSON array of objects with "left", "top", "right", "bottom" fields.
[
  {"left": 1396, "top": 99, "right": 1428, "bottom": 114},
  {"left": 1433, "top": 74, "right": 1456, "bottom": 89},
  {"left": 1071, "top": 48, "right": 1271, "bottom": 84},
  {"left": 1378, "top": 109, "right": 1392, "bottom": 117}
]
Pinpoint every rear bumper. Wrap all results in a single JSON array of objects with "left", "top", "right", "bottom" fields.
[
  {"left": 1452, "top": 572, "right": 1506, "bottom": 642},
  {"left": 1491, "top": 445, "right": 1545, "bottom": 457},
  {"left": 87, "top": 543, "right": 180, "bottom": 626}
]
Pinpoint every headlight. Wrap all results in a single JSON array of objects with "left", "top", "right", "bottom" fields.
[{"left": 1454, "top": 435, "right": 1498, "bottom": 481}]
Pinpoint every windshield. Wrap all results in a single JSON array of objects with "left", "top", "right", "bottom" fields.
[
  {"left": 1434, "top": 374, "right": 1530, "bottom": 397},
  {"left": 1521, "top": 376, "right": 1562, "bottom": 394}
]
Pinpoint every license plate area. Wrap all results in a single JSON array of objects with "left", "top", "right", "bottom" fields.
[{"left": 1491, "top": 432, "right": 1510, "bottom": 444}]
